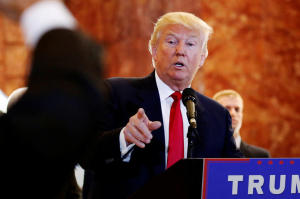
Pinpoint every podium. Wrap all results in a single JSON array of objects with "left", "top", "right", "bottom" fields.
[
  {"left": 130, "top": 158, "right": 300, "bottom": 199},
  {"left": 129, "top": 159, "right": 204, "bottom": 199}
]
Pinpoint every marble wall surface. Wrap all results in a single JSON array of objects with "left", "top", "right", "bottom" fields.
[
  {"left": 0, "top": 16, "right": 29, "bottom": 97},
  {"left": 0, "top": 0, "right": 299, "bottom": 157}
]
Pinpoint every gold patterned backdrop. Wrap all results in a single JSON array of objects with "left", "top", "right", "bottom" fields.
[{"left": 0, "top": 0, "right": 299, "bottom": 157}]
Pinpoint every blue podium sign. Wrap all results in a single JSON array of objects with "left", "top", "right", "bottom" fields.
[{"left": 202, "top": 158, "right": 300, "bottom": 199}]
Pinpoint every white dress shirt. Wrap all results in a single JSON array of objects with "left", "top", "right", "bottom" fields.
[
  {"left": 235, "top": 134, "right": 242, "bottom": 149},
  {"left": 0, "top": 89, "right": 7, "bottom": 113},
  {"left": 120, "top": 72, "right": 189, "bottom": 167},
  {"left": 155, "top": 72, "right": 189, "bottom": 164}
]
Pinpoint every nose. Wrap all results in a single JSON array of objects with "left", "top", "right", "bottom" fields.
[
  {"left": 229, "top": 108, "right": 236, "bottom": 117},
  {"left": 175, "top": 41, "right": 185, "bottom": 56}
]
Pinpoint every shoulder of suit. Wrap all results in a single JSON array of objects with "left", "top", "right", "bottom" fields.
[
  {"left": 107, "top": 76, "right": 143, "bottom": 84},
  {"left": 241, "top": 141, "right": 270, "bottom": 157},
  {"left": 106, "top": 72, "right": 156, "bottom": 89},
  {"left": 195, "top": 91, "right": 229, "bottom": 113}
]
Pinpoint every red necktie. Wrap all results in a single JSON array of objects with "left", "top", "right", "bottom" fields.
[{"left": 167, "top": 91, "right": 184, "bottom": 168}]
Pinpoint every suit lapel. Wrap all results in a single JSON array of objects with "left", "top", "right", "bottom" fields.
[
  {"left": 137, "top": 73, "right": 165, "bottom": 141},
  {"left": 135, "top": 72, "right": 166, "bottom": 172}
]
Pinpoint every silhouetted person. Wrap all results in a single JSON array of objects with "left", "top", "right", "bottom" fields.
[{"left": 0, "top": 0, "right": 106, "bottom": 198}]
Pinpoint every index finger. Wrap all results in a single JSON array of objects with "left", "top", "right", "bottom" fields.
[{"left": 136, "top": 108, "right": 149, "bottom": 123}]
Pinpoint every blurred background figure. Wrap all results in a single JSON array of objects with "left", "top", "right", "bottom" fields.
[
  {"left": 0, "top": 89, "right": 7, "bottom": 113},
  {"left": 6, "top": 86, "right": 83, "bottom": 199},
  {"left": 0, "top": 0, "right": 106, "bottom": 198},
  {"left": 213, "top": 89, "right": 270, "bottom": 158}
]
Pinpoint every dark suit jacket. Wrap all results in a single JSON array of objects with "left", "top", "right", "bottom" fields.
[
  {"left": 240, "top": 141, "right": 270, "bottom": 158},
  {"left": 0, "top": 28, "right": 105, "bottom": 199},
  {"left": 83, "top": 72, "right": 241, "bottom": 199}
]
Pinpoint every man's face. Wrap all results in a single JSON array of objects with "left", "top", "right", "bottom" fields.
[
  {"left": 217, "top": 96, "right": 243, "bottom": 134},
  {"left": 152, "top": 24, "right": 206, "bottom": 90}
]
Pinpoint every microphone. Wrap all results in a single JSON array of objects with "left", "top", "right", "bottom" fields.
[{"left": 182, "top": 88, "right": 197, "bottom": 128}]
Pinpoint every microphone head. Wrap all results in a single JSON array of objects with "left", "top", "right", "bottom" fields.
[{"left": 182, "top": 88, "right": 196, "bottom": 105}]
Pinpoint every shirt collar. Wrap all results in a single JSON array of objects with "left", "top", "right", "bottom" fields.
[
  {"left": 155, "top": 71, "right": 191, "bottom": 101},
  {"left": 235, "top": 134, "right": 242, "bottom": 149},
  {"left": 155, "top": 71, "right": 175, "bottom": 101}
]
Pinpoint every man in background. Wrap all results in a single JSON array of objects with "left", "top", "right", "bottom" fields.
[{"left": 213, "top": 89, "right": 270, "bottom": 158}]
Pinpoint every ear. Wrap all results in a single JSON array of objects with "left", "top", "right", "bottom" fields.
[
  {"left": 199, "top": 54, "right": 206, "bottom": 68},
  {"left": 152, "top": 46, "right": 157, "bottom": 61}
]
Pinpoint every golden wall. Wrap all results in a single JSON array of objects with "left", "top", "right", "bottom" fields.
[{"left": 0, "top": 0, "right": 299, "bottom": 157}]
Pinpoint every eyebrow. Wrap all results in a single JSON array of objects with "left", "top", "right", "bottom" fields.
[{"left": 165, "top": 31, "right": 200, "bottom": 39}]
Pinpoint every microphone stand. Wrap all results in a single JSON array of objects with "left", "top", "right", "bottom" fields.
[{"left": 187, "top": 125, "right": 199, "bottom": 158}]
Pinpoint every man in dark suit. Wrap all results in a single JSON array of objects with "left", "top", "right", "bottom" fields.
[
  {"left": 0, "top": 0, "right": 106, "bottom": 198},
  {"left": 213, "top": 89, "right": 270, "bottom": 158},
  {"left": 83, "top": 12, "right": 242, "bottom": 199}
]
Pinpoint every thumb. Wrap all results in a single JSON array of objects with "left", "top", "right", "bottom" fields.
[{"left": 148, "top": 121, "right": 161, "bottom": 131}]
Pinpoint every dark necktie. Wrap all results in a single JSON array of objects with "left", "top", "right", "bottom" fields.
[{"left": 167, "top": 91, "right": 184, "bottom": 168}]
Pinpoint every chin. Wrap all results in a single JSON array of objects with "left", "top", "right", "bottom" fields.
[{"left": 170, "top": 72, "right": 188, "bottom": 81}]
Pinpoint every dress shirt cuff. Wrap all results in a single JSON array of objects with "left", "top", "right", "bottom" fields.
[
  {"left": 119, "top": 127, "right": 135, "bottom": 162},
  {"left": 20, "top": 0, "right": 77, "bottom": 48}
]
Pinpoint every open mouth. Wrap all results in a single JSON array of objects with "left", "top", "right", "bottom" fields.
[{"left": 173, "top": 62, "right": 185, "bottom": 68}]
